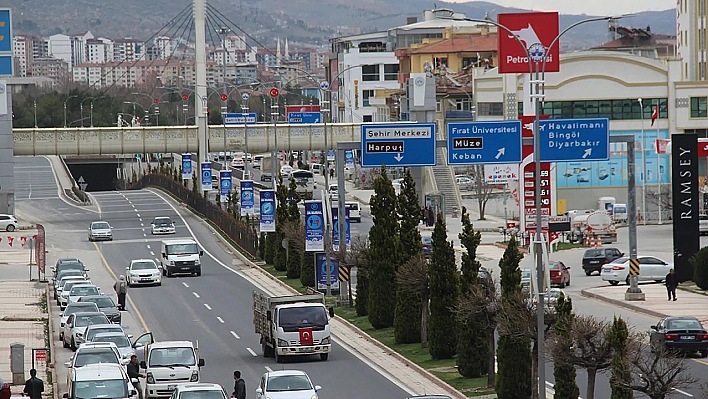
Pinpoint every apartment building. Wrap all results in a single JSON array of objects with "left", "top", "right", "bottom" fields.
[
  {"left": 30, "top": 58, "right": 70, "bottom": 83},
  {"left": 113, "top": 38, "right": 145, "bottom": 62}
]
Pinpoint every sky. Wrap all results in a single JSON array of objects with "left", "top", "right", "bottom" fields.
[{"left": 444, "top": 0, "right": 675, "bottom": 16}]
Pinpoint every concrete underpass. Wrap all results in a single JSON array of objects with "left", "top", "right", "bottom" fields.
[{"left": 64, "top": 157, "right": 123, "bottom": 192}]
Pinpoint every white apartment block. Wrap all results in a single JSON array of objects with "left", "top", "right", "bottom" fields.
[
  {"left": 154, "top": 36, "right": 176, "bottom": 59},
  {"left": 677, "top": 0, "right": 708, "bottom": 80},
  {"left": 224, "top": 34, "right": 247, "bottom": 51},
  {"left": 48, "top": 34, "right": 72, "bottom": 68},
  {"left": 12, "top": 35, "right": 31, "bottom": 77},
  {"left": 213, "top": 48, "right": 257, "bottom": 65},
  {"left": 72, "top": 60, "right": 229, "bottom": 88},
  {"left": 85, "top": 38, "right": 114, "bottom": 64},
  {"left": 70, "top": 31, "right": 94, "bottom": 66},
  {"left": 113, "top": 38, "right": 145, "bottom": 62}
]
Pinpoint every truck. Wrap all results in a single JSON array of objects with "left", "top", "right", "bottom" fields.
[
  {"left": 137, "top": 335, "right": 205, "bottom": 398},
  {"left": 260, "top": 156, "right": 275, "bottom": 182},
  {"left": 568, "top": 214, "right": 618, "bottom": 244},
  {"left": 253, "top": 291, "right": 334, "bottom": 363}
]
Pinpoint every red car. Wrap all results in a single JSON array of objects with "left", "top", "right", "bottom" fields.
[{"left": 549, "top": 261, "right": 571, "bottom": 288}]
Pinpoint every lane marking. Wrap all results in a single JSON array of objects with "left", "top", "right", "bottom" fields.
[
  {"left": 143, "top": 233, "right": 147, "bottom": 237},
  {"left": 182, "top": 282, "right": 189, "bottom": 288},
  {"left": 134, "top": 209, "right": 139, "bottom": 213},
  {"left": 204, "top": 304, "right": 212, "bottom": 310},
  {"left": 150, "top": 251, "right": 155, "bottom": 256},
  {"left": 146, "top": 244, "right": 151, "bottom": 249},
  {"left": 137, "top": 213, "right": 141, "bottom": 217},
  {"left": 193, "top": 292, "right": 200, "bottom": 298},
  {"left": 139, "top": 219, "right": 143, "bottom": 222},
  {"left": 217, "top": 317, "right": 224, "bottom": 324},
  {"left": 246, "top": 348, "right": 257, "bottom": 357},
  {"left": 264, "top": 366, "right": 273, "bottom": 372},
  {"left": 141, "top": 223, "right": 144, "bottom": 227},
  {"left": 673, "top": 388, "right": 694, "bottom": 397},
  {"left": 93, "top": 242, "right": 150, "bottom": 332},
  {"left": 230, "top": 331, "right": 240, "bottom": 339}
]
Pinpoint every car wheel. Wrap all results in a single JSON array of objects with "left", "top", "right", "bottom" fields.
[
  {"left": 262, "top": 341, "right": 271, "bottom": 358},
  {"left": 6, "top": 225, "right": 15, "bottom": 232},
  {"left": 609, "top": 281, "right": 619, "bottom": 286},
  {"left": 195, "top": 269, "right": 201, "bottom": 277},
  {"left": 156, "top": 282, "right": 162, "bottom": 287},
  {"left": 71, "top": 337, "right": 77, "bottom": 351},
  {"left": 701, "top": 350, "right": 708, "bottom": 358},
  {"left": 59, "top": 332, "right": 64, "bottom": 341},
  {"left": 585, "top": 270, "right": 592, "bottom": 276},
  {"left": 320, "top": 353, "right": 329, "bottom": 361},
  {"left": 88, "top": 237, "right": 93, "bottom": 242},
  {"left": 566, "top": 279, "right": 570, "bottom": 287},
  {"left": 62, "top": 336, "right": 69, "bottom": 348}
]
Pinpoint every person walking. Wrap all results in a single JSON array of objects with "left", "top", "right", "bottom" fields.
[
  {"left": 22, "top": 369, "right": 43, "bottom": 399},
  {"left": 114, "top": 275, "right": 128, "bottom": 311},
  {"left": 665, "top": 268, "right": 678, "bottom": 301},
  {"left": 232, "top": 370, "right": 246, "bottom": 399},
  {"left": 126, "top": 355, "right": 144, "bottom": 399}
]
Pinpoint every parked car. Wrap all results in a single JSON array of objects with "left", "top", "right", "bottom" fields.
[
  {"left": 256, "top": 370, "right": 321, "bottom": 399},
  {"left": 53, "top": 258, "right": 89, "bottom": 279},
  {"left": 701, "top": 214, "right": 708, "bottom": 235},
  {"left": 59, "top": 279, "right": 92, "bottom": 309},
  {"left": 67, "top": 284, "right": 101, "bottom": 304},
  {"left": 60, "top": 302, "right": 100, "bottom": 334},
  {"left": 78, "top": 295, "right": 121, "bottom": 324},
  {"left": 62, "top": 312, "right": 111, "bottom": 350},
  {"left": 64, "top": 342, "right": 123, "bottom": 369},
  {"left": 91, "top": 332, "right": 136, "bottom": 360},
  {"left": 88, "top": 221, "right": 113, "bottom": 242},
  {"left": 64, "top": 363, "right": 137, "bottom": 399},
  {"left": 456, "top": 176, "right": 474, "bottom": 191},
  {"left": 649, "top": 316, "right": 708, "bottom": 357},
  {"left": 548, "top": 261, "right": 571, "bottom": 288},
  {"left": 170, "top": 383, "right": 229, "bottom": 399},
  {"left": 601, "top": 255, "right": 673, "bottom": 286},
  {"left": 422, "top": 235, "right": 432, "bottom": 257},
  {"left": 582, "top": 247, "right": 623, "bottom": 276},
  {"left": 83, "top": 324, "right": 129, "bottom": 344},
  {"left": 54, "top": 270, "right": 87, "bottom": 299},
  {"left": 0, "top": 214, "right": 18, "bottom": 232}
]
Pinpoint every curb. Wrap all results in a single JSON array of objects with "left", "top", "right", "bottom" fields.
[
  {"left": 19, "top": 225, "right": 36, "bottom": 230},
  {"left": 45, "top": 284, "right": 59, "bottom": 399},
  {"left": 580, "top": 288, "right": 667, "bottom": 319}
]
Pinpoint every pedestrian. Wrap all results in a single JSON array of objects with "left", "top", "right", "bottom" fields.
[
  {"left": 232, "top": 370, "right": 246, "bottom": 399},
  {"left": 114, "top": 275, "right": 128, "bottom": 311},
  {"left": 0, "top": 379, "right": 10, "bottom": 399},
  {"left": 330, "top": 168, "right": 334, "bottom": 179},
  {"left": 22, "top": 369, "right": 43, "bottom": 399},
  {"left": 665, "top": 268, "right": 678, "bottom": 301},
  {"left": 126, "top": 355, "right": 144, "bottom": 399}
]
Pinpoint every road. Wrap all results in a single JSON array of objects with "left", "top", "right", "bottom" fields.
[{"left": 15, "top": 156, "right": 409, "bottom": 399}]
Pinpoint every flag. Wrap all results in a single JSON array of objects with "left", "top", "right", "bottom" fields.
[
  {"left": 651, "top": 104, "right": 659, "bottom": 126},
  {"left": 298, "top": 327, "right": 313, "bottom": 346}
]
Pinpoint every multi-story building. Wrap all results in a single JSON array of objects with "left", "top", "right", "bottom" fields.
[
  {"left": 30, "top": 36, "right": 49, "bottom": 59},
  {"left": 213, "top": 48, "right": 258, "bottom": 65},
  {"left": 12, "top": 35, "right": 33, "bottom": 77},
  {"left": 85, "top": 38, "right": 113, "bottom": 64},
  {"left": 70, "top": 31, "right": 94, "bottom": 67},
  {"left": 48, "top": 34, "right": 72, "bottom": 68},
  {"left": 224, "top": 34, "right": 247, "bottom": 52},
  {"left": 113, "top": 38, "right": 144, "bottom": 62},
  {"left": 677, "top": 0, "right": 705, "bottom": 80},
  {"left": 154, "top": 36, "right": 175, "bottom": 59},
  {"left": 256, "top": 47, "right": 280, "bottom": 68},
  {"left": 593, "top": 23, "right": 676, "bottom": 59},
  {"left": 30, "top": 58, "right": 70, "bottom": 84}
]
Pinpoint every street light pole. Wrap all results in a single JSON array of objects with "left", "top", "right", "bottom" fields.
[
  {"left": 638, "top": 97, "right": 647, "bottom": 225},
  {"left": 64, "top": 95, "right": 78, "bottom": 128},
  {"left": 218, "top": 27, "right": 231, "bottom": 170},
  {"left": 33, "top": 99, "right": 38, "bottom": 128}
]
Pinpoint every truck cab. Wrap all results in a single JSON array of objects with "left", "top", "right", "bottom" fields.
[
  {"left": 139, "top": 340, "right": 205, "bottom": 398},
  {"left": 160, "top": 239, "right": 203, "bottom": 277}
]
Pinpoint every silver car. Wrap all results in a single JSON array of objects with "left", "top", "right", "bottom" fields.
[
  {"left": 62, "top": 312, "right": 110, "bottom": 351},
  {"left": 88, "top": 221, "right": 113, "bottom": 242},
  {"left": 60, "top": 302, "right": 100, "bottom": 335},
  {"left": 60, "top": 279, "right": 91, "bottom": 309},
  {"left": 92, "top": 332, "right": 136, "bottom": 360},
  {"left": 126, "top": 259, "right": 162, "bottom": 286}
]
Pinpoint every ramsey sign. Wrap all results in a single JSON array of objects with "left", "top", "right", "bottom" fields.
[{"left": 498, "top": 12, "right": 560, "bottom": 74}]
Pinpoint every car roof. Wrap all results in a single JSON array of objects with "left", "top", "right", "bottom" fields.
[
  {"left": 80, "top": 295, "right": 113, "bottom": 302},
  {"left": 86, "top": 324, "right": 123, "bottom": 331},
  {"left": 161, "top": 239, "right": 197, "bottom": 245},
  {"left": 178, "top": 383, "right": 224, "bottom": 391},
  {"left": 72, "top": 363, "right": 126, "bottom": 380},
  {"left": 61, "top": 275, "right": 87, "bottom": 281},
  {"left": 150, "top": 341, "right": 194, "bottom": 348},
  {"left": 58, "top": 258, "right": 82, "bottom": 263},
  {"left": 94, "top": 332, "right": 129, "bottom": 339},
  {"left": 90, "top": 221, "right": 109, "bottom": 225},
  {"left": 266, "top": 370, "right": 308, "bottom": 378},
  {"left": 131, "top": 259, "right": 156, "bottom": 263},
  {"left": 66, "top": 302, "right": 99, "bottom": 309},
  {"left": 664, "top": 316, "right": 701, "bottom": 321},
  {"left": 77, "top": 342, "right": 119, "bottom": 351},
  {"left": 69, "top": 283, "right": 99, "bottom": 290},
  {"left": 72, "top": 311, "right": 106, "bottom": 317}
]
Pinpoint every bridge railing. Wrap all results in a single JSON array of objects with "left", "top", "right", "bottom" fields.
[{"left": 129, "top": 173, "right": 259, "bottom": 257}]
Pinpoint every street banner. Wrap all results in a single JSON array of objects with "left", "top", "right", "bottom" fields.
[
  {"left": 315, "top": 253, "right": 340, "bottom": 291},
  {"left": 332, "top": 206, "right": 351, "bottom": 248},
  {"left": 305, "top": 200, "right": 325, "bottom": 252},
  {"left": 219, "top": 170, "right": 232, "bottom": 203},
  {"left": 200, "top": 162, "right": 212, "bottom": 192},
  {"left": 181, "top": 153, "right": 192, "bottom": 180},
  {"left": 259, "top": 190, "right": 276, "bottom": 232},
  {"left": 240, "top": 180, "right": 255, "bottom": 216}
]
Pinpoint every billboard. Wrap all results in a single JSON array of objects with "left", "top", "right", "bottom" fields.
[
  {"left": 498, "top": 12, "right": 560, "bottom": 73},
  {"left": 672, "top": 133, "right": 699, "bottom": 283}
]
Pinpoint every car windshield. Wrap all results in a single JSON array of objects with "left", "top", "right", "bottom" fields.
[
  {"left": 63, "top": 281, "right": 86, "bottom": 291},
  {"left": 74, "top": 379, "right": 128, "bottom": 399},
  {"left": 94, "top": 335, "right": 130, "bottom": 348},
  {"left": 422, "top": 236, "right": 432, "bottom": 245},
  {"left": 70, "top": 286, "right": 99, "bottom": 296},
  {"left": 75, "top": 315, "right": 109, "bottom": 327},
  {"left": 166, "top": 244, "right": 198, "bottom": 255},
  {"left": 154, "top": 218, "right": 172, "bottom": 225},
  {"left": 59, "top": 263, "right": 85, "bottom": 273},
  {"left": 278, "top": 306, "right": 328, "bottom": 332},
  {"left": 266, "top": 375, "right": 313, "bottom": 392},
  {"left": 614, "top": 206, "right": 626, "bottom": 213},
  {"left": 548, "top": 263, "right": 560, "bottom": 270},
  {"left": 57, "top": 270, "right": 84, "bottom": 281},
  {"left": 87, "top": 327, "right": 123, "bottom": 340},
  {"left": 521, "top": 270, "right": 532, "bottom": 279},
  {"left": 92, "top": 222, "right": 110, "bottom": 230},
  {"left": 149, "top": 347, "right": 196, "bottom": 367},
  {"left": 611, "top": 257, "right": 629, "bottom": 264},
  {"left": 584, "top": 249, "right": 604, "bottom": 257},
  {"left": 667, "top": 319, "right": 704, "bottom": 330},
  {"left": 83, "top": 297, "right": 116, "bottom": 308},
  {"left": 65, "top": 304, "right": 99, "bottom": 316},
  {"left": 73, "top": 350, "right": 119, "bottom": 367},
  {"left": 132, "top": 261, "right": 157, "bottom": 270},
  {"left": 179, "top": 391, "right": 226, "bottom": 399}
]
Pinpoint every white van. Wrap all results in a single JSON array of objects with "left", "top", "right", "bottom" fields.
[
  {"left": 160, "top": 239, "right": 203, "bottom": 277},
  {"left": 613, "top": 203, "right": 628, "bottom": 223},
  {"left": 140, "top": 340, "right": 205, "bottom": 398},
  {"left": 345, "top": 201, "right": 361, "bottom": 223},
  {"left": 311, "top": 163, "right": 324, "bottom": 175}
]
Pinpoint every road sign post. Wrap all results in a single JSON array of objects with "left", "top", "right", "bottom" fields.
[
  {"left": 287, "top": 112, "right": 322, "bottom": 124},
  {"left": 446, "top": 121, "right": 523, "bottom": 165},
  {"left": 537, "top": 118, "right": 610, "bottom": 162},
  {"left": 360, "top": 123, "right": 436, "bottom": 168},
  {"left": 222, "top": 113, "right": 257, "bottom": 125}
]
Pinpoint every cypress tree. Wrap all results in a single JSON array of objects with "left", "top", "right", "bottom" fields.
[
  {"left": 300, "top": 250, "right": 315, "bottom": 287},
  {"left": 608, "top": 316, "right": 633, "bottom": 399},
  {"left": 456, "top": 212, "right": 488, "bottom": 377},
  {"left": 428, "top": 214, "right": 459, "bottom": 359},
  {"left": 258, "top": 232, "right": 266, "bottom": 260},
  {"left": 273, "top": 174, "right": 288, "bottom": 271},
  {"left": 495, "top": 236, "right": 531, "bottom": 399},
  {"left": 355, "top": 266, "right": 369, "bottom": 316},
  {"left": 264, "top": 232, "right": 276, "bottom": 264},
  {"left": 394, "top": 169, "right": 423, "bottom": 344},
  {"left": 367, "top": 166, "right": 400, "bottom": 329},
  {"left": 553, "top": 294, "right": 580, "bottom": 399},
  {"left": 286, "top": 180, "right": 301, "bottom": 279}
]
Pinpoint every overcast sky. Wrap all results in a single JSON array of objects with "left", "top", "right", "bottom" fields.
[{"left": 444, "top": 0, "right": 675, "bottom": 16}]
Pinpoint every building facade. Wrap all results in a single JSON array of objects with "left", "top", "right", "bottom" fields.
[{"left": 30, "top": 58, "right": 70, "bottom": 83}]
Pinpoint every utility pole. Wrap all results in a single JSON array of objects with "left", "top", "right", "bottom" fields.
[
  {"left": 194, "top": 0, "right": 209, "bottom": 193},
  {"left": 218, "top": 27, "right": 231, "bottom": 170}
]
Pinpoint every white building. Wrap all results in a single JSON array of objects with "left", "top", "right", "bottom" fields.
[
  {"left": 677, "top": 0, "right": 706, "bottom": 80},
  {"left": 154, "top": 36, "right": 175, "bottom": 59},
  {"left": 70, "top": 31, "right": 94, "bottom": 67},
  {"left": 224, "top": 35, "right": 247, "bottom": 52},
  {"left": 12, "top": 35, "right": 31, "bottom": 77},
  {"left": 48, "top": 34, "right": 72, "bottom": 68},
  {"left": 85, "top": 38, "right": 113, "bottom": 64},
  {"left": 113, "top": 38, "right": 144, "bottom": 62}
]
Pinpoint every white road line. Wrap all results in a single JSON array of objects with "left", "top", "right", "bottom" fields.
[
  {"left": 182, "top": 282, "right": 189, "bottom": 288},
  {"left": 137, "top": 213, "right": 141, "bottom": 217},
  {"left": 141, "top": 223, "right": 144, "bottom": 227},
  {"left": 217, "top": 317, "right": 224, "bottom": 323},
  {"left": 146, "top": 244, "right": 151, "bottom": 249},
  {"left": 155, "top": 258, "right": 160, "bottom": 264},
  {"left": 193, "top": 292, "right": 200, "bottom": 298},
  {"left": 264, "top": 366, "right": 273, "bottom": 372},
  {"left": 132, "top": 204, "right": 136, "bottom": 208},
  {"left": 230, "top": 331, "right": 240, "bottom": 339},
  {"left": 150, "top": 251, "right": 155, "bottom": 256},
  {"left": 246, "top": 348, "right": 257, "bottom": 357},
  {"left": 139, "top": 219, "right": 143, "bottom": 222},
  {"left": 204, "top": 304, "right": 212, "bottom": 310},
  {"left": 673, "top": 388, "right": 694, "bottom": 397},
  {"left": 143, "top": 233, "right": 147, "bottom": 237}
]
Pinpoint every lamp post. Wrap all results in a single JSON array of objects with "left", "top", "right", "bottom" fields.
[
  {"left": 64, "top": 95, "right": 78, "bottom": 128},
  {"left": 218, "top": 27, "right": 231, "bottom": 170},
  {"left": 90, "top": 96, "right": 104, "bottom": 128},
  {"left": 638, "top": 97, "right": 647, "bottom": 225},
  {"left": 33, "top": 99, "right": 38, "bottom": 128},
  {"left": 80, "top": 97, "right": 95, "bottom": 128}
]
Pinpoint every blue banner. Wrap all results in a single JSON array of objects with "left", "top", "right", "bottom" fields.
[
  {"left": 332, "top": 206, "right": 351, "bottom": 248},
  {"left": 345, "top": 150, "right": 354, "bottom": 168},
  {"left": 219, "top": 170, "right": 232, "bottom": 202},
  {"left": 259, "top": 190, "right": 276, "bottom": 232},
  {"left": 305, "top": 200, "right": 325, "bottom": 252},
  {"left": 327, "top": 150, "right": 335, "bottom": 161},
  {"left": 315, "top": 253, "right": 340, "bottom": 291},
  {"left": 240, "top": 180, "right": 255, "bottom": 216},
  {"left": 200, "top": 162, "right": 212, "bottom": 192},
  {"left": 181, "top": 154, "right": 192, "bottom": 180}
]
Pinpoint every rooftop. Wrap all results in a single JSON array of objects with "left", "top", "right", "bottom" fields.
[{"left": 409, "top": 35, "right": 498, "bottom": 54}]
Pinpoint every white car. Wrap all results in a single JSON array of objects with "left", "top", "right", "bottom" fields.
[
  {"left": 60, "top": 302, "right": 100, "bottom": 334},
  {"left": 65, "top": 363, "right": 137, "bottom": 399},
  {"left": 151, "top": 217, "right": 176, "bottom": 235},
  {"left": 601, "top": 256, "right": 673, "bottom": 286},
  {"left": 88, "top": 221, "right": 113, "bottom": 242},
  {"left": 60, "top": 279, "right": 92, "bottom": 309},
  {"left": 0, "top": 214, "right": 18, "bottom": 232},
  {"left": 92, "top": 332, "right": 137, "bottom": 360},
  {"left": 345, "top": 201, "right": 361, "bottom": 223},
  {"left": 328, "top": 183, "right": 339, "bottom": 201},
  {"left": 64, "top": 342, "right": 123, "bottom": 369},
  {"left": 280, "top": 165, "right": 293, "bottom": 178},
  {"left": 57, "top": 276, "right": 90, "bottom": 306},
  {"left": 84, "top": 324, "right": 129, "bottom": 344},
  {"left": 62, "top": 312, "right": 110, "bottom": 351},
  {"left": 256, "top": 370, "right": 321, "bottom": 399},
  {"left": 127, "top": 259, "right": 162, "bottom": 286},
  {"left": 67, "top": 284, "right": 101, "bottom": 304},
  {"left": 169, "top": 383, "right": 229, "bottom": 399},
  {"left": 231, "top": 158, "right": 245, "bottom": 168}
]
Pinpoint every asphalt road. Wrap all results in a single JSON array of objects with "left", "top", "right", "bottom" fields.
[{"left": 15, "top": 156, "right": 409, "bottom": 399}]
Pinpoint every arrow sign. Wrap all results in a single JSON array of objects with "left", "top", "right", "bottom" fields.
[
  {"left": 77, "top": 176, "right": 85, "bottom": 183},
  {"left": 538, "top": 118, "right": 610, "bottom": 162},
  {"left": 581, "top": 148, "right": 592, "bottom": 159},
  {"left": 495, "top": 148, "right": 505, "bottom": 159},
  {"left": 394, "top": 153, "right": 404, "bottom": 162},
  {"left": 241, "top": 93, "right": 250, "bottom": 101},
  {"left": 447, "top": 121, "right": 522, "bottom": 165},
  {"left": 361, "top": 123, "right": 436, "bottom": 168},
  {"left": 319, "top": 81, "right": 330, "bottom": 90}
]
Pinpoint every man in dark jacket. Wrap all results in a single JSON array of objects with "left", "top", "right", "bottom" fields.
[
  {"left": 127, "top": 355, "right": 145, "bottom": 399},
  {"left": 232, "top": 370, "right": 246, "bottom": 399},
  {"left": 666, "top": 268, "right": 678, "bottom": 301},
  {"left": 22, "top": 369, "right": 43, "bottom": 399}
]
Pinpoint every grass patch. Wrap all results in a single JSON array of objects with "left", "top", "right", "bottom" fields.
[{"left": 678, "top": 281, "right": 708, "bottom": 296}]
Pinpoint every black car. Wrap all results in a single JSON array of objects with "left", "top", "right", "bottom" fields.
[
  {"left": 53, "top": 258, "right": 88, "bottom": 278},
  {"left": 650, "top": 316, "right": 708, "bottom": 357},
  {"left": 582, "top": 247, "right": 623, "bottom": 276},
  {"left": 78, "top": 295, "right": 122, "bottom": 324}
]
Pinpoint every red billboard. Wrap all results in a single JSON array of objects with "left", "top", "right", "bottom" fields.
[
  {"left": 498, "top": 12, "right": 560, "bottom": 74},
  {"left": 36, "top": 224, "right": 46, "bottom": 275},
  {"left": 520, "top": 116, "right": 552, "bottom": 235}
]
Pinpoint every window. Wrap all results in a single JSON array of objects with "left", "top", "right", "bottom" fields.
[
  {"left": 539, "top": 98, "right": 669, "bottom": 121},
  {"left": 456, "top": 98, "right": 472, "bottom": 111},
  {"left": 478, "top": 102, "right": 503, "bottom": 116},
  {"left": 362, "top": 90, "right": 374, "bottom": 107},
  {"left": 436, "top": 100, "right": 441, "bottom": 112},
  {"left": 691, "top": 97, "right": 707, "bottom": 118},
  {"left": 383, "top": 64, "right": 399, "bottom": 81},
  {"left": 361, "top": 65, "right": 379, "bottom": 81}
]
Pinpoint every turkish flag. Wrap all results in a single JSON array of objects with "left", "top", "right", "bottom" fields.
[
  {"left": 651, "top": 104, "right": 659, "bottom": 126},
  {"left": 299, "top": 327, "right": 314, "bottom": 346}
]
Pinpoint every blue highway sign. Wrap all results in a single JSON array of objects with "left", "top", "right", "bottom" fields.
[
  {"left": 361, "top": 123, "right": 436, "bottom": 168},
  {"left": 0, "top": 9, "right": 11, "bottom": 53},
  {"left": 447, "top": 121, "right": 522, "bottom": 165},
  {"left": 223, "top": 113, "right": 257, "bottom": 125},
  {"left": 538, "top": 118, "right": 610, "bottom": 162},
  {"left": 0, "top": 55, "right": 11, "bottom": 76},
  {"left": 288, "top": 112, "right": 321, "bottom": 124}
]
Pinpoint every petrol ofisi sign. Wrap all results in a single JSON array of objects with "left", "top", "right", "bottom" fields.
[{"left": 497, "top": 12, "right": 560, "bottom": 74}]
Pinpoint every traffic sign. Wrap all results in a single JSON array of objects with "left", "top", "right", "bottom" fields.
[
  {"left": 223, "top": 112, "right": 257, "bottom": 125},
  {"left": 153, "top": 98, "right": 159, "bottom": 104},
  {"left": 319, "top": 81, "right": 330, "bottom": 90},
  {"left": 287, "top": 112, "right": 321, "bottom": 124},
  {"left": 361, "top": 123, "right": 436, "bottom": 168},
  {"left": 538, "top": 118, "right": 610, "bottom": 162},
  {"left": 182, "top": 94, "right": 189, "bottom": 101},
  {"left": 242, "top": 93, "right": 250, "bottom": 101},
  {"left": 269, "top": 88, "right": 279, "bottom": 98},
  {"left": 221, "top": 94, "right": 228, "bottom": 101},
  {"left": 0, "top": 9, "right": 12, "bottom": 53},
  {"left": 447, "top": 121, "right": 522, "bottom": 165}
]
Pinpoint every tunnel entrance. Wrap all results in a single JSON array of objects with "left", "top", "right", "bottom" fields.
[{"left": 65, "top": 161, "right": 123, "bottom": 192}]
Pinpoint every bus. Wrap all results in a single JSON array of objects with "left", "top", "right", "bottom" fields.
[{"left": 287, "top": 169, "right": 316, "bottom": 199}]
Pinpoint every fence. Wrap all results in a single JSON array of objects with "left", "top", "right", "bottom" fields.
[{"left": 129, "top": 173, "right": 259, "bottom": 257}]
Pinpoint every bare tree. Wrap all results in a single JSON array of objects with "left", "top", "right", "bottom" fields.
[
  {"left": 618, "top": 338, "right": 697, "bottom": 399},
  {"left": 281, "top": 219, "right": 305, "bottom": 252},
  {"left": 396, "top": 253, "right": 430, "bottom": 347},
  {"left": 547, "top": 315, "right": 613, "bottom": 399},
  {"left": 456, "top": 283, "right": 499, "bottom": 387},
  {"left": 646, "top": 186, "right": 672, "bottom": 215},
  {"left": 468, "top": 165, "right": 495, "bottom": 220},
  {"left": 331, "top": 235, "right": 370, "bottom": 306}
]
